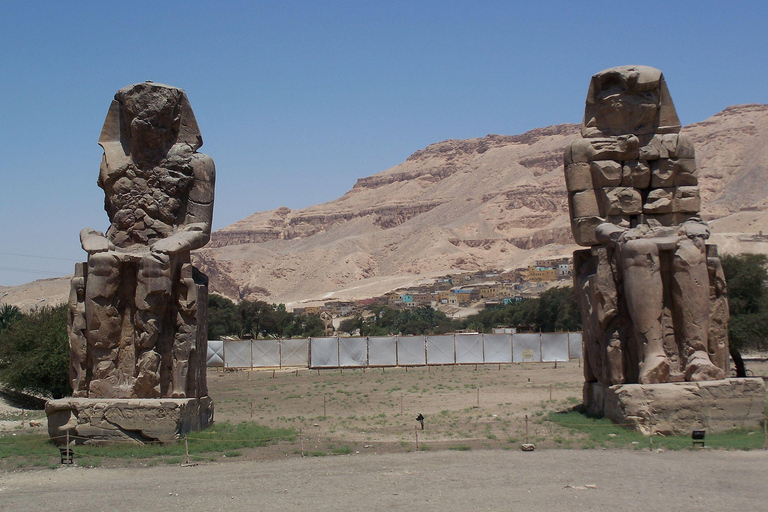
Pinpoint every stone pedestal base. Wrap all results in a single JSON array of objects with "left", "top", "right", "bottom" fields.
[
  {"left": 583, "top": 379, "right": 765, "bottom": 435},
  {"left": 45, "top": 397, "right": 214, "bottom": 445}
]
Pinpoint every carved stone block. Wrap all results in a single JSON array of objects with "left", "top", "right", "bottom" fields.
[
  {"left": 643, "top": 188, "right": 675, "bottom": 214},
  {"left": 639, "top": 134, "right": 664, "bottom": 160},
  {"left": 589, "top": 135, "right": 640, "bottom": 161},
  {"left": 571, "top": 216, "right": 603, "bottom": 246},
  {"left": 651, "top": 159, "right": 677, "bottom": 187},
  {"left": 674, "top": 186, "right": 701, "bottom": 213},
  {"left": 590, "top": 160, "right": 623, "bottom": 187},
  {"left": 622, "top": 160, "right": 651, "bottom": 188},
  {"left": 583, "top": 379, "right": 765, "bottom": 435},
  {"left": 46, "top": 397, "right": 214, "bottom": 445},
  {"left": 600, "top": 187, "right": 642, "bottom": 216},
  {"left": 564, "top": 162, "right": 593, "bottom": 192},
  {"left": 673, "top": 158, "right": 698, "bottom": 186},
  {"left": 673, "top": 134, "right": 695, "bottom": 159},
  {"left": 570, "top": 190, "right": 601, "bottom": 218}
]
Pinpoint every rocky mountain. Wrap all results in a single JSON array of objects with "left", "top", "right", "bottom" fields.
[
  {"left": 194, "top": 104, "right": 768, "bottom": 306},
  {"left": 5, "top": 104, "right": 768, "bottom": 310}
]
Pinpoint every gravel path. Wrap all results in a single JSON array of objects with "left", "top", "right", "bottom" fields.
[{"left": 2, "top": 448, "right": 767, "bottom": 511}]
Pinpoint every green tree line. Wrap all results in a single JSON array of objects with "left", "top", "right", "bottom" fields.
[
  {"left": 208, "top": 295, "right": 327, "bottom": 339},
  {"left": 337, "top": 286, "right": 581, "bottom": 336},
  {"left": 1, "top": 254, "right": 766, "bottom": 397}
]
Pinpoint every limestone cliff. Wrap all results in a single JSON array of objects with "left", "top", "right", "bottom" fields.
[{"left": 195, "top": 104, "right": 768, "bottom": 305}]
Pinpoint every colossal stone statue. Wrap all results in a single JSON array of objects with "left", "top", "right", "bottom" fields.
[
  {"left": 47, "top": 83, "right": 214, "bottom": 443},
  {"left": 565, "top": 66, "right": 729, "bottom": 386},
  {"left": 72, "top": 82, "right": 214, "bottom": 399}
]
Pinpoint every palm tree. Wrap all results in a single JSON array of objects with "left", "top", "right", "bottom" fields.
[{"left": 0, "top": 303, "right": 21, "bottom": 334}]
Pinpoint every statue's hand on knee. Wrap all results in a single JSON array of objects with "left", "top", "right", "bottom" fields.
[{"left": 80, "top": 228, "right": 115, "bottom": 254}]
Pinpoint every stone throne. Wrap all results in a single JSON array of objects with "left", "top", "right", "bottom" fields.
[
  {"left": 47, "top": 82, "right": 215, "bottom": 444},
  {"left": 566, "top": 66, "right": 764, "bottom": 434}
]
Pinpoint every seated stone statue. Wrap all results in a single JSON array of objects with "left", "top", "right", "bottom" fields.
[
  {"left": 565, "top": 66, "right": 728, "bottom": 385},
  {"left": 69, "top": 82, "right": 215, "bottom": 399}
]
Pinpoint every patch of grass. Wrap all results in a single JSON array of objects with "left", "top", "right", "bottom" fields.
[
  {"left": 331, "top": 445, "right": 353, "bottom": 455},
  {"left": 0, "top": 421, "right": 297, "bottom": 470},
  {"left": 546, "top": 409, "right": 767, "bottom": 450},
  {"left": 449, "top": 445, "right": 471, "bottom": 451}
]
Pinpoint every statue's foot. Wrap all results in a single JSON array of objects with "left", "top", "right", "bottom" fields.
[
  {"left": 639, "top": 355, "right": 670, "bottom": 384},
  {"left": 685, "top": 356, "right": 725, "bottom": 381},
  {"left": 171, "top": 391, "right": 187, "bottom": 399}
]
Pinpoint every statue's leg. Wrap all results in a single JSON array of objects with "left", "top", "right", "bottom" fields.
[
  {"left": 673, "top": 238, "right": 725, "bottom": 381},
  {"left": 171, "top": 264, "right": 197, "bottom": 398},
  {"left": 622, "top": 239, "right": 669, "bottom": 384},
  {"left": 68, "top": 266, "right": 88, "bottom": 397},
  {"left": 84, "top": 252, "right": 122, "bottom": 396},
  {"left": 133, "top": 252, "right": 172, "bottom": 397}
]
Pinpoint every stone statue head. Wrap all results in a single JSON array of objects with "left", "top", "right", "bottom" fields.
[
  {"left": 582, "top": 65, "right": 681, "bottom": 137},
  {"left": 118, "top": 83, "right": 183, "bottom": 154},
  {"left": 98, "top": 82, "right": 203, "bottom": 167}
]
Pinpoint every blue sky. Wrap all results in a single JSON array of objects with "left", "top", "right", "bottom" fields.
[{"left": 1, "top": 1, "right": 767, "bottom": 286}]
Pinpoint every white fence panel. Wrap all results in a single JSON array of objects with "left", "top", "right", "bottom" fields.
[
  {"left": 568, "top": 332, "right": 583, "bottom": 359},
  {"left": 541, "top": 333, "right": 569, "bottom": 362},
  {"left": 455, "top": 334, "right": 483, "bottom": 364},
  {"left": 397, "top": 336, "right": 426, "bottom": 366},
  {"left": 368, "top": 336, "right": 397, "bottom": 366},
  {"left": 310, "top": 337, "right": 339, "bottom": 367},
  {"left": 483, "top": 334, "right": 512, "bottom": 363},
  {"left": 426, "top": 335, "right": 454, "bottom": 365},
  {"left": 224, "top": 340, "right": 252, "bottom": 368},
  {"left": 339, "top": 337, "right": 368, "bottom": 367},
  {"left": 207, "top": 340, "right": 224, "bottom": 367},
  {"left": 513, "top": 333, "right": 541, "bottom": 362},
  {"left": 253, "top": 340, "right": 281, "bottom": 367},
  {"left": 281, "top": 338, "right": 308, "bottom": 367}
]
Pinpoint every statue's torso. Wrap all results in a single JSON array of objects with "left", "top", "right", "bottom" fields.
[{"left": 102, "top": 152, "right": 195, "bottom": 249}]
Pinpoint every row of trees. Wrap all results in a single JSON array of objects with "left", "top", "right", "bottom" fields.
[
  {"left": 0, "top": 254, "right": 765, "bottom": 397},
  {"left": 0, "top": 304, "right": 70, "bottom": 398},
  {"left": 208, "top": 296, "right": 328, "bottom": 339},
  {"left": 338, "top": 286, "right": 582, "bottom": 336},
  {"left": 722, "top": 253, "right": 768, "bottom": 376}
]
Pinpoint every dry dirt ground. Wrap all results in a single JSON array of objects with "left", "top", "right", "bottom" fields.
[
  {"left": 1, "top": 449, "right": 767, "bottom": 511},
  {"left": 1, "top": 360, "right": 767, "bottom": 510}
]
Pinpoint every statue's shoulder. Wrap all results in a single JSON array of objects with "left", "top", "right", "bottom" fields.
[{"left": 190, "top": 152, "right": 215, "bottom": 182}]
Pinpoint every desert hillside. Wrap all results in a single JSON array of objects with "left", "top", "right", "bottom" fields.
[
  {"left": 5, "top": 104, "right": 768, "bottom": 309},
  {"left": 194, "top": 104, "right": 768, "bottom": 306}
]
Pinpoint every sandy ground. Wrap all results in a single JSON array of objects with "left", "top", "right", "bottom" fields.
[
  {"left": 1, "top": 360, "right": 767, "bottom": 510},
  {"left": 1, "top": 449, "right": 767, "bottom": 511}
]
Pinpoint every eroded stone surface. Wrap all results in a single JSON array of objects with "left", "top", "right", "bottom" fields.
[
  {"left": 52, "top": 83, "right": 215, "bottom": 445},
  {"left": 566, "top": 66, "right": 728, "bottom": 389},
  {"left": 68, "top": 82, "right": 215, "bottom": 400},
  {"left": 46, "top": 397, "right": 213, "bottom": 445},
  {"left": 584, "top": 379, "right": 765, "bottom": 435}
]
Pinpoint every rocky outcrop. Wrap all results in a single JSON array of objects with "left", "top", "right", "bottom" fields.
[{"left": 191, "top": 104, "right": 768, "bottom": 304}]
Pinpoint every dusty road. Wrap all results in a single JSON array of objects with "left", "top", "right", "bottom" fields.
[{"left": 2, "top": 448, "right": 767, "bottom": 511}]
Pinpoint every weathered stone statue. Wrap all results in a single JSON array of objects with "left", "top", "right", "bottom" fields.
[
  {"left": 47, "top": 82, "right": 215, "bottom": 443},
  {"left": 567, "top": 66, "right": 764, "bottom": 434},
  {"left": 566, "top": 65, "right": 727, "bottom": 385}
]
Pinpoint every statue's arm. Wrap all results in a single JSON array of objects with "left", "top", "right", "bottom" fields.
[
  {"left": 595, "top": 223, "right": 626, "bottom": 245},
  {"left": 80, "top": 227, "right": 114, "bottom": 254},
  {"left": 151, "top": 154, "right": 215, "bottom": 255}
]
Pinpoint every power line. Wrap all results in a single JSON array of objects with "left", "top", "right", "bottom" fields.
[
  {"left": 0, "top": 251, "right": 81, "bottom": 262},
  {"left": 0, "top": 266, "right": 70, "bottom": 276}
]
